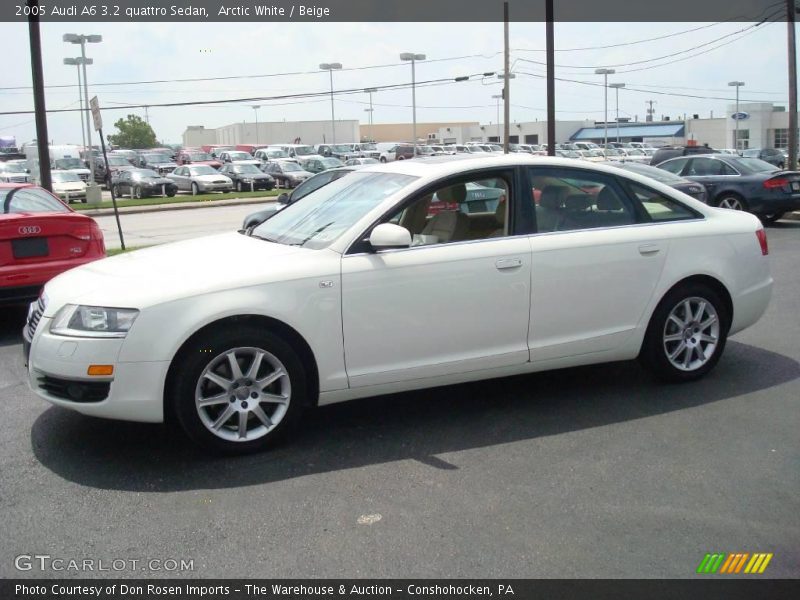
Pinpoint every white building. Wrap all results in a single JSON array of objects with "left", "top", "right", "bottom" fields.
[{"left": 183, "top": 120, "right": 360, "bottom": 147}]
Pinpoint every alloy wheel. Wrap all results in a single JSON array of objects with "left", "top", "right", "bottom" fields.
[
  {"left": 662, "top": 297, "right": 720, "bottom": 372},
  {"left": 717, "top": 196, "right": 744, "bottom": 211},
  {"left": 194, "top": 346, "right": 291, "bottom": 443}
]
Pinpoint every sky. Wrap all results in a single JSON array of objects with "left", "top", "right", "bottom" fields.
[{"left": 0, "top": 19, "right": 794, "bottom": 145}]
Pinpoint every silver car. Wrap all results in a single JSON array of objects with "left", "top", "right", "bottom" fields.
[{"left": 167, "top": 165, "right": 233, "bottom": 195}]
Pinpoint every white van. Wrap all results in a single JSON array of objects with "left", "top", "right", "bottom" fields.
[
  {"left": 375, "top": 142, "right": 404, "bottom": 163},
  {"left": 25, "top": 144, "right": 91, "bottom": 184}
]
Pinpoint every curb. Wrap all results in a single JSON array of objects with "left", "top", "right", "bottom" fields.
[{"left": 78, "top": 195, "right": 276, "bottom": 217}]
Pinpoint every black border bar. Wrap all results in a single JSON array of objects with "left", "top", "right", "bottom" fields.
[{"left": 2, "top": 0, "right": 795, "bottom": 23}]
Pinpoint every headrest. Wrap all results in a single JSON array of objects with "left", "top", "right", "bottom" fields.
[
  {"left": 565, "top": 194, "right": 591, "bottom": 211},
  {"left": 437, "top": 183, "right": 467, "bottom": 204},
  {"left": 596, "top": 187, "right": 622, "bottom": 210},
  {"left": 540, "top": 186, "right": 566, "bottom": 210}
]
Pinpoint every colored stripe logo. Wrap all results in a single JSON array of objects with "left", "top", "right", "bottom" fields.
[{"left": 697, "top": 553, "right": 773, "bottom": 574}]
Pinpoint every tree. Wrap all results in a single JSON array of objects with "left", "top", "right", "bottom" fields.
[{"left": 108, "top": 114, "right": 158, "bottom": 149}]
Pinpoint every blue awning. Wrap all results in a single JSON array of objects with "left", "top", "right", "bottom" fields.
[{"left": 571, "top": 123, "right": 685, "bottom": 140}]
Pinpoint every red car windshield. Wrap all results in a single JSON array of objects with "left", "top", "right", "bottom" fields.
[{"left": 1, "top": 187, "right": 69, "bottom": 214}]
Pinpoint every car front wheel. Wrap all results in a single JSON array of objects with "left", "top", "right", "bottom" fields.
[
  {"left": 191, "top": 182, "right": 199, "bottom": 196},
  {"left": 133, "top": 186, "right": 143, "bottom": 199},
  {"left": 172, "top": 326, "right": 308, "bottom": 454},
  {"left": 640, "top": 283, "right": 729, "bottom": 382}
]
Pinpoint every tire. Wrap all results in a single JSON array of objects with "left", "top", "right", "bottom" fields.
[
  {"left": 191, "top": 182, "right": 199, "bottom": 196},
  {"left": 714, "top": 193, "right": 747, "bottom": 212},
  {"left": 111, "top": 185, "right": 120, "bottom": 198},
  {"left": 171, "top": 325, "right": 309, "bottom": 454},
  {"left": 759, "top": 212, "right": 785, "bottom": 225},
  {"left": 640, "top": 282, "right": 729, "bottom": 383},
  {"left": 133, "top": 186, "right": 143, "bottom": 199},
  {"left": 167, "top": 189, "right": 176, "bottom": 197},
  {"left": 380, "top": 157, "right": 387, "bottom": 163}
]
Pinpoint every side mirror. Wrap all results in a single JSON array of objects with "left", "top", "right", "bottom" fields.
[
  {"left": 277, "top": 192, "right": 290, "bottom": 204},
  {"left": 369, "top": 223, "right": 411, "bottom": 251}
]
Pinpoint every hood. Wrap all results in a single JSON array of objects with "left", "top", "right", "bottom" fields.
[
  {"left": 231, "top": 159, "right": 262, "bottom": 166},
  {"left": 135, "top": 175, "right": 173, "bottom": 185},
  {"left": 42, "top": 232, "right": 335, "bottom": 315},
  {"left": 195, "top": 174, "right": 232, "bottom": 183},
  {"left": 53, "top": 181, "right": 87, "bottom": 191},
  {"left": 149, "top": 161, "right": 178, "bottom": 168}
]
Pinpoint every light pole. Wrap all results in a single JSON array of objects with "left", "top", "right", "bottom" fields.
[
  {"left": 492, "top": 94, "right": 502, "bottom": 142},
  {"left": 400, "top": 52, "right": 426, "bottom": 155},
  {"left": 495, "top": 73, "right": 515, "bottom": 150},
  {"left": 728, "top": 81, "right": 745, "bottom": 152},
  {"left": 319, "top": 63, "right": 342, "bottom": 144},
  {"left": 595, "top": 68, "right": 616, "bottom": 148},
  {"left": 251, "top": 105, "right": 261, "bottom": 144},
  {"left": 63, "top": 58, "right": 87, "bottom": 154},
  {"left": 609, "top": 82, "right": 625, "bottom": 143},
  {"left": 63, "top": 34, "right": 101, "bottom": 185},
  {"left": 364, "top": 88, "right": 376, "bottom": 142}
]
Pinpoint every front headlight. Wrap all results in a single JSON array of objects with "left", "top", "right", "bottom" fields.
[{"left": 50, "top": 304, "right": 139, "bottom": 338}]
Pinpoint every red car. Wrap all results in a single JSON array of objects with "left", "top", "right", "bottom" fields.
[
  {"left": 176, "top": 150, "right": 222, "bottom": 170},
  {"left": 0, "top": 183, "right": 105, "bottom": 305}
]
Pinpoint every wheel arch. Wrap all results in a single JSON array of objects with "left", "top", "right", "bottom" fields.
[
  {"left": 163, "top": 313, "right": 320, "bottom": 423},
  {"left": 641, "top": 274, "right": 734, "bottom": 356}
]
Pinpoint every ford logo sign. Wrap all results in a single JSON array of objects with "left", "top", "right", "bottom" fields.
[
  {"left": 19, "top": 225, "right": 42, "bottom": 235},
  {"left": 731, "top": 112, "right": 749, "bottom": 121}
]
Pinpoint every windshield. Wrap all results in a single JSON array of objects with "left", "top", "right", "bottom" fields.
[
  {"left": 627, "top": 149, "right": 646, "bottom": 156},
  {"left": 281, "top": 162, "right": 303, "bottom": 172},
  {"left": 189, "top": 165, "right": 217, "bottom": 176},
  {"left": 51, "top": 171, "right": 81, "bottom": 182},
  {"left": 134, "top": 169, "right": 160, "bottom": 178},
  {"left": 724, "top": 157, "right": 779, "bottom": 174},
  {"left": 54, "top": 158, "right": 84, "bottom": 169},
  {"left": 228, "top": 152, "right": 252, "bottom": 160},
  {"left": 267, "top": 150, "right": 289, "bottom": 158},
  {"left": 604, "top": 149, "right": 624, "bottom": 156},
  {"left": 467, "top": 146, "right": 485, "bottom": 153},
  {"left": 293, "top": 146, "right": 316, "bottom": 156},
  {"left": 359, "top": 143, "right": 377, "bottom": 150},
  {"left": 233, "top": 164, "right": 262, "bottom": 174},
  {"left": 107, "top": 156, "right": 131, "bottom": 166},
  {"left": 321, "top": 158, "right": 344, "bottom": 167},
  {"left": 189, "top": 152, "right": 213, "bottom": 161},
  {"left": 252, "top": 172, "right": 416, "bottom": 249},
  {"left": 143, "top": 153, "right": 171, "bottom": 163},
  {"left": 0, "top": 163, "right": 24, "bottom": 172},
  {"left": 331, "top": 145, "right": 353, "bottom": 152}
]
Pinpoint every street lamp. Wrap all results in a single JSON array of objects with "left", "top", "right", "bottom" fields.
[
  {"left": 728, "top": 81, "right": 745, "bottom": 152},
  {"left": 491, "top": 94, "right": 503, "bottom": 142},
  {"left": 595, "top": 68, "right": 616, "bottom": 148},
  {"left": 63, "top": 57, "right": 89, "bottom": 154},
  {"left": 319, "top": 63, "right": 342, "bottom": 144},
  {"left": 609, "top": 83, "right": 625, "bottom": 143},
  {"left": 364, "top": 88, "right": 377, "bottom": 142},
  {"left": 63, "top": 33, "right": 102, "bottom": 187},
  {"left": 400, "top": 52, "right": 426, "bottom": 155},
  {"left": 251, "top": 105, "right": 261, "bottom": 144}
]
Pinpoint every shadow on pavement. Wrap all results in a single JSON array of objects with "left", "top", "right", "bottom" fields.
[
  {"left": 31, "top": 340, "right": 799, "bottom": 492},
  {"left": 0, "top": 305, "right": 27, "bottom": 349}
]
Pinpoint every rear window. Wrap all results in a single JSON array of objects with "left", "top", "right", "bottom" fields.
[{"left": 1, "top": 188, "right": 69, "bottom": 213}]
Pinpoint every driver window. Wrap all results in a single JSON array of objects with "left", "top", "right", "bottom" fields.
[{"left": 384, "top": 175, "right": 510, "bottom": 246}]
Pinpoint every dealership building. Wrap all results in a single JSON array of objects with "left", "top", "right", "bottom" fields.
[{"left": 183, "top": 102, "right": 793, "bottom": 150}]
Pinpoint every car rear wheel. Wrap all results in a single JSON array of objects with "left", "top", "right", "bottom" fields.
[
  {"left": 133, "top": 186, "right": 143, "bottom": 199},
  {"left": 172, "top": 326, "right": 308, "bottom": 454},
  {"left": 715, "top": 194, "right": 746, "bottom": 211},
  {"left": 759, "top": 212, "right": 785, "bottom": 224},
  {"left": 640, "top": 283, "right": 729, "bottom": 383},
  {"left": 191, "top": 182, "right": 199, "bottom": 196},
  {"left": 380, "top": 157, "right": 387, "bottom": 163},
  {"left": 167, "top": 189, "right": 176, "bottom": 197}
]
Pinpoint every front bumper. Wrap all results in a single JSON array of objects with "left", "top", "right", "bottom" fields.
[
  {"left": 25, "top": 315, "right": 169, "bottom": 423},
  {"left": 198, "top": 182, "right": 233, "bottom": 192}
]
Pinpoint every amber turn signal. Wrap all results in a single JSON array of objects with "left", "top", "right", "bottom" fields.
[{"left": 87, "top": 365, "right": 114, "bottom": 376}]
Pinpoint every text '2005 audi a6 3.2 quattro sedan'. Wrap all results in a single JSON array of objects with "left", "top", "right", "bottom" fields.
[{"left": 24, "top": 156, "right": 773, "bottom": 454}]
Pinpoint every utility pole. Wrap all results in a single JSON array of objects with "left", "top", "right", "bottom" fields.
[
  {"left": 503, "top": 1, "right": 510, "bottom": 153},
  {"left": 787, "top": 0, "right": 797, "bottom": 169},
  {"left": 545, "top": 0, "right": 555, "bottom": 156},
  {"left": 28, "top": 0, "right": 51, "bottom": 192},
  {"left": 144, "top": 106, "right": 150, "bottom": 124},
  {"left": 646, "top": 100, "right": 656, "bottom": 122}
]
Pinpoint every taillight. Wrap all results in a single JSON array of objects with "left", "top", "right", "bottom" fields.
[
  {"left": 73, "top": 226, "right": 93, "bottom": 241},
  {"left": 756, "top": 229, "right": 769, "bottom": 256},
  {"left": 763, "top": 177, "right": 789, "bottom": 189}
]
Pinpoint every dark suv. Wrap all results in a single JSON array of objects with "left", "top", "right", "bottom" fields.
[
  {"left": 650, "top": 145, "right": 716, "bottom": 166},
  {"left": 742, "top": 148, "right": 786, "bottom": 169}
]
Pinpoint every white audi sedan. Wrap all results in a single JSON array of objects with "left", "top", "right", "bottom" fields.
[{"left": 24, "top": 156, "right": 773, "bottom": 454}]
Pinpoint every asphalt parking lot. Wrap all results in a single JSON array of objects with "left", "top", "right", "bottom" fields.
[{"left": 1, "top": 222, "right": 798, "bottom": 579}]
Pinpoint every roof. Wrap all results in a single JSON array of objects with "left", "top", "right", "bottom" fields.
[{"left": 571, "top": 123, "right": 685, "bottom": 140}]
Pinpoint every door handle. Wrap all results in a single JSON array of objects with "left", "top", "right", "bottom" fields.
[
  {"left": 495, "top": 258, "right": 523, "bottom": 270},
  {"left": 638, "top": 244, "right": 661, "bottom": 256}
]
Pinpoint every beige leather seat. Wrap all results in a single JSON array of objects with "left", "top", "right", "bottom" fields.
[{"left": 421, "top": 184, "right": 469, "bottom": 243}]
